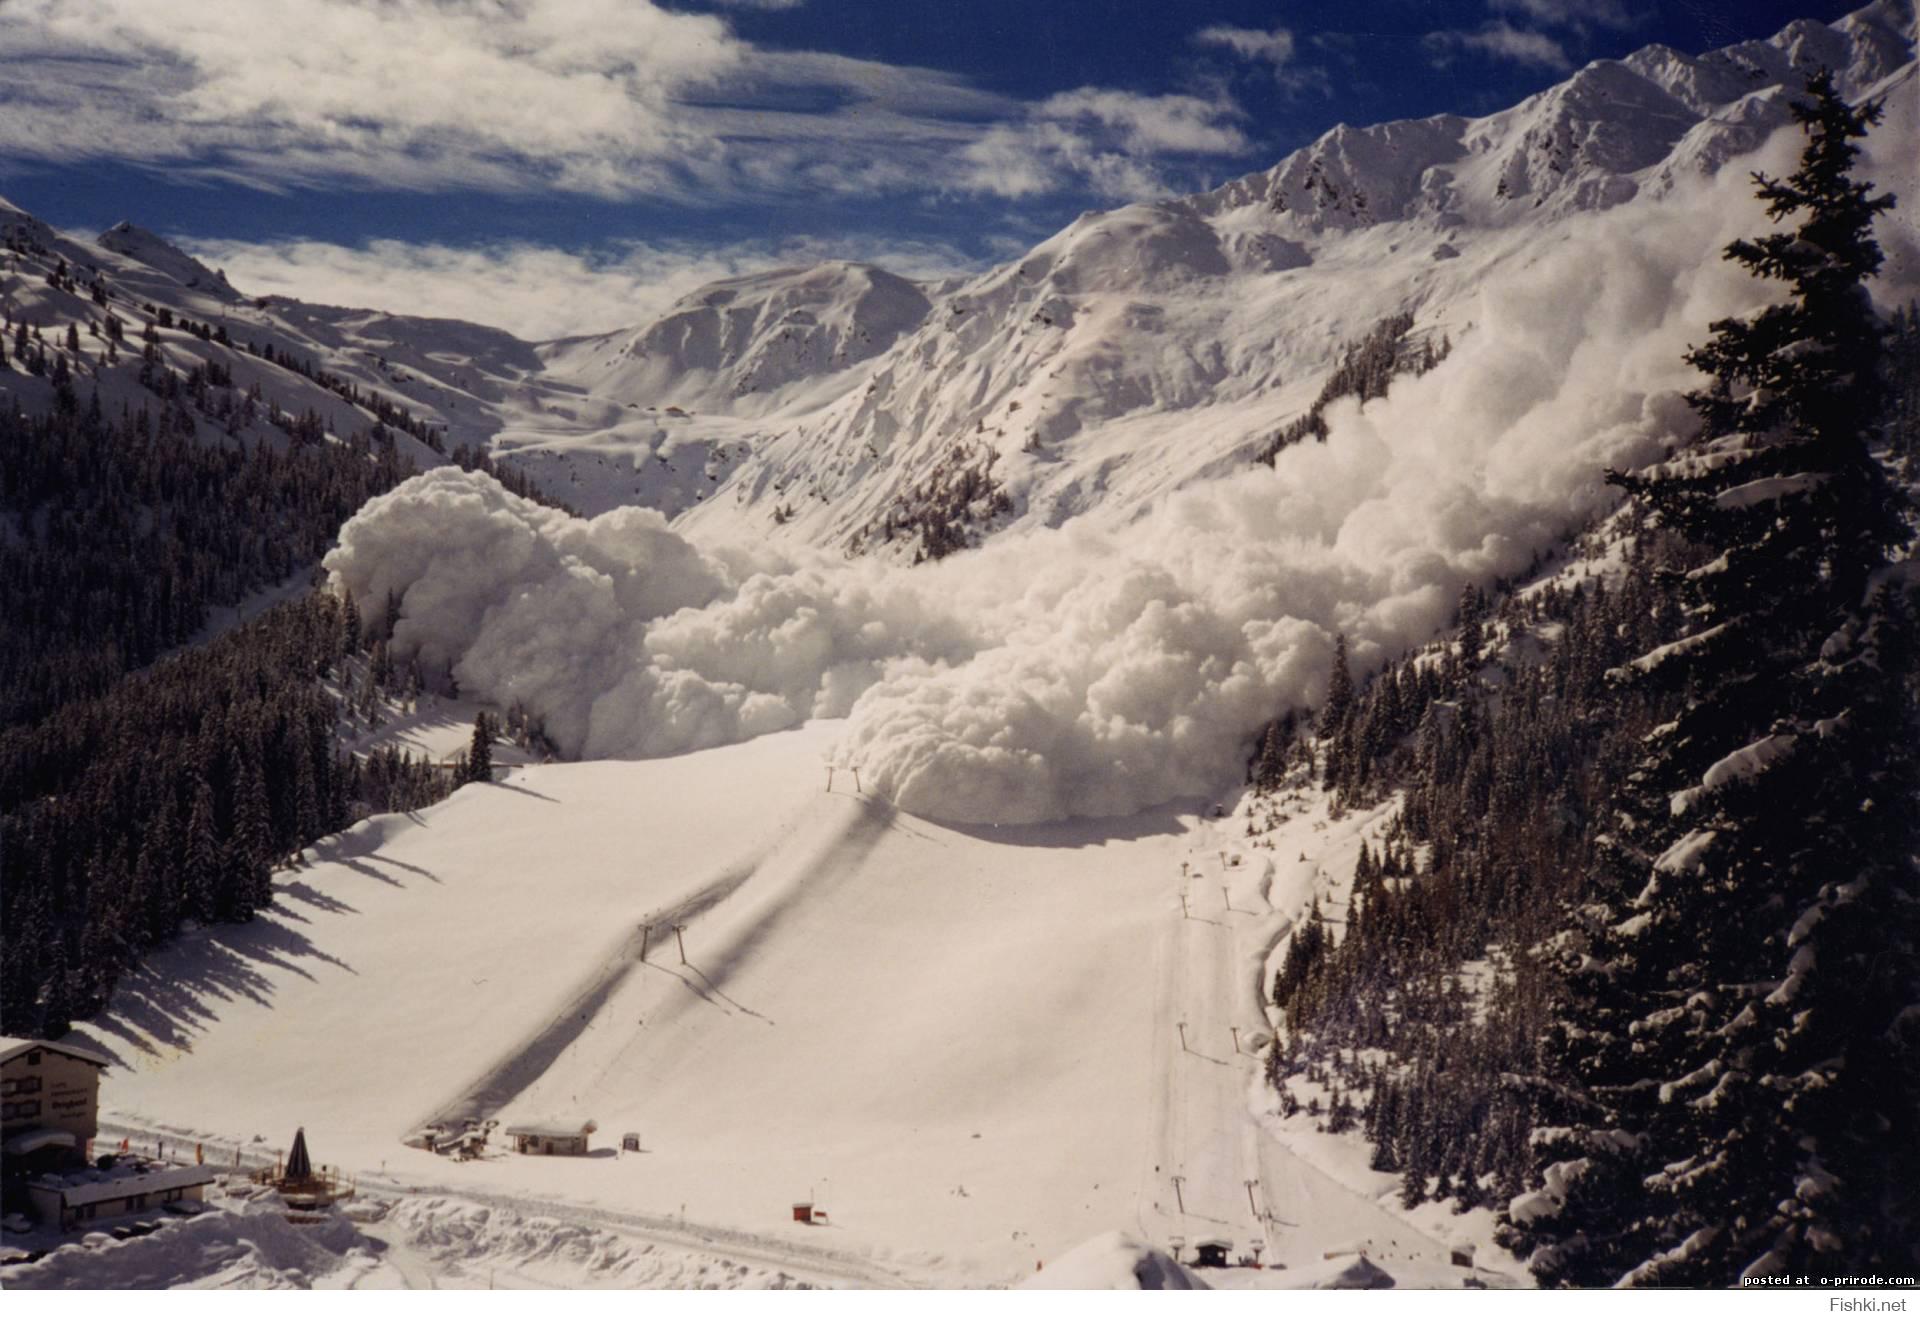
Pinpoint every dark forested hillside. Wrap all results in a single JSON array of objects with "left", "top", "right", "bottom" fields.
[
  {"left": 0, "top": 392, "right": 466, "bottom": 1038},
  {"left": 0, "top": 398, "right": 415, "bottom": 729},
  {"left": 0, "top": 305, "right": 558, "bottom": 1038},
  {"left": 0, "top": 592, "right": 459, "bottom": 1037},
  {"left": 1259, "top": 520, "right": 1696, "bottom": 1212},
  {"left": 1254, "top": 77, "right": 1920, "bottom": 1286}
]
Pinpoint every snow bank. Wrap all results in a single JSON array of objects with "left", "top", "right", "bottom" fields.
[
  {"left": 1017, "top": 1230, "right": 1209, "bottom": 1290},
  {"left": 326, "top": 149, "right": 1807, "bottom": 826},
  {"left": 0, "top": 1196, "right": 366, "bottom": 1290},
  {"left": 381, "top": 1197, "right": 815, "bottom": 1289}
]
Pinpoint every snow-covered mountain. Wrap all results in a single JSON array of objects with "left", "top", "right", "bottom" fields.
[
  {"left": 544, "top": 262, "right": 933, "bottom": 416},
  {"left": 10, "top": 0, "right": 1908, "bottom": 830},
  {"left": 4, "top": 2, "right": 1910, "bottom": 546},
  {"left": 4, "top": 2, "right": 1909, "bottom": 551},
  {"left": 665, "top": 0, "right": 1915, "bottom": 557},
  {"left": 6, "top": 4, "right": 1918, "bottom": 1292}
]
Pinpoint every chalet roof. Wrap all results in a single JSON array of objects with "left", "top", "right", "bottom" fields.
[
  {"left": 504, "top": 1118, "right": 596, "bottom": 1138},
  {"left": 2, "top": 1128, "right": 78, "bottom": 1156},
  {"left": 0, "top": 1036, "right": 112, "bottom": 1070},
  {"left": 30, "top": 1162, "right": 214, "bottom": 1209}
]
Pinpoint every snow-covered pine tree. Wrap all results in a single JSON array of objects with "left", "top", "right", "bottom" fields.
[
  {"left": 1504, "top": 72, "right": 1920, "bottom": 1287},
  {"left": 1319, "top": 632, "right": 1354, "bottom": 738}
]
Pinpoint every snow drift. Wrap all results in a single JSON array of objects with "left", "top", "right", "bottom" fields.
[
  {"left": 325, "top": 127, "right": 1853, "bottom": 826},
  {"left": 1019, "top": 1231, "right": 1210, "bottom": 1289}
]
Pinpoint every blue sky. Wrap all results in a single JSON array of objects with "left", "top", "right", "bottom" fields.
[{"left": 0, "top": 0, "right": 1866, "bottom": 337}]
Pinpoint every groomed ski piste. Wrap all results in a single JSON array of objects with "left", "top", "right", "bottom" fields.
[{"left": 21, "top": 723, "right": 1496, "bottom": 1289}]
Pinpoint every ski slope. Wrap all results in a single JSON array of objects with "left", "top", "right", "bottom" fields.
[{"left": 73, "top": 722, "right": 1487, "bottom": 1286}]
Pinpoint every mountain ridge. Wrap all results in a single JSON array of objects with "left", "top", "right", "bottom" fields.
[{"left": 3, "top": 0, "right": 1912, "bottom": 546}]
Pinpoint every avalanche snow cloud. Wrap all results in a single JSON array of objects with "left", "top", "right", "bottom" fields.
[{"left": 326, "top": 144, "right": 1818, "bottom": 826}]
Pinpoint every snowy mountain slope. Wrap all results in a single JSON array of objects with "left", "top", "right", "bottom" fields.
[
  {"left": 3, "top": 202, "right": 448, "bottom": 475},
  {"left": 319, "top": 60, "right": 1914, "bottom": 830},
  {"left": 78, "top": 724, "right": 1492, "bottom": 1287},
  {"left": 666, "top": 0, "right": 1916, "bottom": 556},
  {"left": 5, "top": 3, "right": 1909, "bottom": 541},
  {"left": 543, "top": 262, "right": 932, "bottom": 417},
  {"left": 4, "top": 199, "right": 806, "bottom": 521}
]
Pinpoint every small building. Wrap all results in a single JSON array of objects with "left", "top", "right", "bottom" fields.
[
  {"left": 791, "top": 1201, "right": 813, "bottom": 1224},
  {"left": 2, "top": 1037, "right": 111, "bottom": 1155},
  {"left": 1193, "top": 1238, "right": 1233, "bottom": 1269},
  {"left": 620, "top": 1132, "right": 640, "bottom": 1153},
  {"left": 505, "top": 1118, "right": 595, "bottom": 1156},
  {"left": 27, "top": 1161, "right": 214, "bottom": 1232}
]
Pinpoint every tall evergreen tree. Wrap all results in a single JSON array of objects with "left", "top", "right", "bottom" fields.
[
  {"left": 466, "top": 711, "right": 495, "bottom": 785},
  {"left": 1319, "top": 633, "right": 1355, "bottom": 737},
  {"left": 1504, "top": 73, "right": 1920, "bottom": 1287}
]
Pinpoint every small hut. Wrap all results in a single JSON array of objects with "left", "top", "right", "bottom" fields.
[
  {"left": 505, "top": 1118, "right": 596, "bottom": 1156},
  {"left": 1193, "top": 1238, "right": 1233, "bottom": 1269}
]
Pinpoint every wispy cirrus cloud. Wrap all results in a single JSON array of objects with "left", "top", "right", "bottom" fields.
[
  {"left": 1423, "top": 0, "right": 1642, "bottom": 74},
  {"left": 0, "top": 0, "right": 1254, "bottom": 206},
  {"left": 959, "top": 89, "right": 1249, "bottom": 200},
  {"left": 1424, "top": 20, "right": 1574, "bottom": 72},
  {"left": 1194, "top": 24, "right": 1296, "bottom": 68},
  {"left": 179, "top": 232, "right": 979, "bottom": 341},
  {"left": 1191, "top": 23, "right": 1332, "bottom": 97},
  {"left": 1488, "top": 0, "right": 1639, "bottom": 34}
]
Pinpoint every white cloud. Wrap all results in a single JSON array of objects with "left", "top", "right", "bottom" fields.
[
  {"left": 0, "top": 0, "right": 1249, "bottom": 205},
  {"left": 961, "top": 90, "right": 1248, "bottom": 200},
  {"left": 1426, "top": 21, "right": 1574, "bottom": 71},
  {"left": 1489, "top": 0, "right": 1638, "bottom": 33},
  {"left": 178, "top": 234, "right": 976, "bottom": 340},
  {"left": 325, "top": 133, "right": 1811, "bottom": 826},
  {"left": 0, "top": 0, "right": 740, "bottom": 187},
  {"left": 1193, "top": 23, "right": 1331, "bottom": 97},
  {"left": 1194, "top": 25, "right": 1296, "bottom": 69}
]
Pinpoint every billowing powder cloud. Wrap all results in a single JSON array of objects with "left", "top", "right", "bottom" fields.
[{"left": 325, "top": 124, "right": 1906, "bottom": 826}]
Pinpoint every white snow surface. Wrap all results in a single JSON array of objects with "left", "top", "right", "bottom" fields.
[
  {"left": 1017, "top": 1231, "right": 1208, "bottom": 1289},
  {"left": 58, "top": 728, "right": 1505, "bottom": 1287}
]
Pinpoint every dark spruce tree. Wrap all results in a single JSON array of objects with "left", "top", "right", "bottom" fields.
[
  {"left": 1503, "top": 72, "right": 1920, "bottom": 1287},
  {"left": 465, "top": 711, "right": 495, "bottom": 785}
]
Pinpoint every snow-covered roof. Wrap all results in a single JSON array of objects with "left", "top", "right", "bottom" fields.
[
  {"left": 30, "top": 1162, "right": 215, "bottom": 1208},
  {"left": 2, "top": 1127, "right": 78, "bottom": 1156},
  {"left": 0, "top": 1036, "right": 112, "bottom": 1070},
  {"left": 504, "top": 1118, "right": 595, "bottom": 1138}
]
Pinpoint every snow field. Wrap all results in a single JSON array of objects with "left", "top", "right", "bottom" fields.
[
  {"left": 83, "top": 725, "right": 840, "bottom": 1154},
  {"left": 70, "top": 717, "right": 1500, "bottom": 1287}
]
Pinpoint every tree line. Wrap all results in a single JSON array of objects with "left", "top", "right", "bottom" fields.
[
  {"left": 1255, "top": 75, "right": 1918, "bottom": 1285},
  {"left": 0, "top": 246, "right": 564, "bottom": 1039}
]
